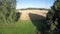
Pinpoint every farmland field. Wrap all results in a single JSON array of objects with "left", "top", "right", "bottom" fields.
[
  {"left": 0, "top": 9, "right": 49, "bottom": 34},
  {"left": 18, "top": 9, "right": 48, "bottom": 20}
]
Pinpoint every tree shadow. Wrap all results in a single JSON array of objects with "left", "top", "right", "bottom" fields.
[
  {"left": 29, "top": 13, "right": 49, "bottom": 34},
  {"left": 15, "top": 12, "right": 21, "bottom": 21}
]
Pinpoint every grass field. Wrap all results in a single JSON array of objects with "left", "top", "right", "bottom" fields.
[
  {"left": 0, "top": 20, "right": 49, "bottom": 34},
  {"left": 0, "top": 21, "right": 36, "bottom": 34},
  {"left": 0, "top": 21, "right": 49, "bottom": 34},
  {"left": 0, "top": 9, "right": 49, "bottom": 34}
]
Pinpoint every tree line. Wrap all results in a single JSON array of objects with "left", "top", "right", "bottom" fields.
[
  {"left": 0, "top": 0, "right": 60, "bottom": 34},
  {"left": 0, "top": 0, "right": 20, "bottom": 23},
  {"left": 46, "top": 0, "right": 60, "bottom": 34}
]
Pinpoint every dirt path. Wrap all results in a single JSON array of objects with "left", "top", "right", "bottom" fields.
[{"left": 20, "top": 12, "right": 30, "bottom": 20}]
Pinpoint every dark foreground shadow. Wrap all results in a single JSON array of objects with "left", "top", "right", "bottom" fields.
[
  {"left": 29, "top": 13, "right": 49, "bottom": 34},
  {"left": 15, "top": 12, "right": 21, "bottom": 21}
]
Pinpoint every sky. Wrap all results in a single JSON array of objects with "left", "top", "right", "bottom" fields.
[{"left": 16, "top": 0, "right": 55, "bottom": 9}]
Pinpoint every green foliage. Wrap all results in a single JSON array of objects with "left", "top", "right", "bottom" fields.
[
  {"left": 20, "top": 8, "right": 49, "bottom": 10},
  {"left": 0, "top": 0, "right": 17, "bottom": 23},
  {"left": 46, "top": 0, "right": 60, "bottom": 34}
]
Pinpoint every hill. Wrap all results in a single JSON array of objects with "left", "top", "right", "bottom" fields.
[{"left": 17, "top": 8, "right": 49, "bottom": 20}]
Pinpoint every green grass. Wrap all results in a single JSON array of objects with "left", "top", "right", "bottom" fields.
[
  {"left": 0, "top": 21, "right": 37, "bottom": 34},
  {"left": 0, "top": 20, "right": 49, "bottom": 34}
]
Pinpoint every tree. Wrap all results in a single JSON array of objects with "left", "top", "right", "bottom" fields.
[
  {"left": 0, "top": 0, "right": 17, "bottom": 23},
  {"left": 46, "top": 0, "right": 60, "bottom": 34}
]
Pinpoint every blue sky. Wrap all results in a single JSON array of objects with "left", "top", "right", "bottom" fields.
[{"left": 16, "top": 0, "right": 55, "bottom": 9}]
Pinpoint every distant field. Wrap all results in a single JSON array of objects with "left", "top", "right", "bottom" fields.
[
  {"left": 0, "top": 9, "right": 49, "bottom": 34},
  {"left": 17, "top": 9, "right": 48, "bottom": 20}
]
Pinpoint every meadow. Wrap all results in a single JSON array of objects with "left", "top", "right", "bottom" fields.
[
  {"left": 0, "top": 9, "right": 49, "bottom": 34},
  {"left": 0, "top": 21, "right": 36, "bottom": 34},
  {"left": 0, "top": 20, "right": 50, "bottom": 34}
]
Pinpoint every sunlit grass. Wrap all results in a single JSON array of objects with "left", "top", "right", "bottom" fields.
[
  {"left": 0, "top": 21, "right": 37, "bottom": 34},
  {"left": 0, "top": 20, "right": 50, "bottom": 34}
]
